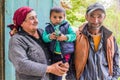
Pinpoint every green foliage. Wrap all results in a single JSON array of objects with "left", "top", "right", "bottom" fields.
[
  {"left": 118, "top": 77, "right": 120, "bottom": 80},
  {"left": 103, "top": 1, "right": 120, "bottom": 47},
  {"left": 66, "top": 0, "right": 97, "bottom": 27}
]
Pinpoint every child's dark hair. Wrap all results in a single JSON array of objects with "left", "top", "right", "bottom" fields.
[{"left": 50, "top": 6, "right": 66, "bottom": 17}]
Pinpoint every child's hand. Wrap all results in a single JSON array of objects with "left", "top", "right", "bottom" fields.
[
  {"left": 49, "top": 32, "right": 56, "bottom": 40},
  {"left": 57, "top": 34, "right": 68, "bottom": 41}
]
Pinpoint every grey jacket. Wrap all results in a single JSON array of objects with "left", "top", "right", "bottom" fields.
[{"left": 9, "top": 29, "right": 50, "bottom": 80}]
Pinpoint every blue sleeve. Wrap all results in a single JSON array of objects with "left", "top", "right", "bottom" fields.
[
  {"left": 66, "top": 26, "right": 76, "bottom": 42},
  {"left": 42, "top": 30, "right": 52, "bottom": 43}
]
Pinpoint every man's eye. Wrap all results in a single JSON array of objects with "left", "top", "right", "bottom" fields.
[
  {"left": 98, "top": 15, "right": 102, "bottom": 18},
  {"left": 90, "top": 14, "right": 94, "bottom": 18}
]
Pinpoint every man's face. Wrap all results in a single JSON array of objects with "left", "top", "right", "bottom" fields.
[
  {"left": 86, "top": 9, "right": 106, "bottom": 29},
  {"left": 50, "top": 11, "right": 65, "bottom": 25},
  {"left": 21, "top": 10, "right": 38, "bottom": 33}
]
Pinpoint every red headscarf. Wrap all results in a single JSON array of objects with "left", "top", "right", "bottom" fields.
[{"left": 8, "top": 6, "right": 33, "bottom": 36}]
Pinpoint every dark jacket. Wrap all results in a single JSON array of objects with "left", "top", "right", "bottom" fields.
[{"left": 45, "top": 22, "right": 74, "bottom": 54}]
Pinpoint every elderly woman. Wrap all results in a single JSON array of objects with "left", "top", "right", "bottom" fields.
[{"left": 8, "top": 6, "right": 69, "bottom": 80}]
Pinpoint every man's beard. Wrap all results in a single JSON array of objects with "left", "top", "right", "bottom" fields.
[{"left": 88, "top": 23, "right": 102, "bottom": 30}]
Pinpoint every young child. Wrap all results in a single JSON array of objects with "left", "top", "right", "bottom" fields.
[{"left": 42, "top": 6, "right": 76, "bottom": 80}]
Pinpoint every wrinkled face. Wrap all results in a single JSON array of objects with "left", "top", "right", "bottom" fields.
[
  {"left": 21, "top": 10, "right": 38, "bottom": 33},
  {"left": 50, "top": 11, "right": 65, "bottom": 25},
  {"left": 86, "top": 9, "right": 106, "bottom": 29}
]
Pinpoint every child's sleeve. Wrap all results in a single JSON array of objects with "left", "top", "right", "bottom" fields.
[
  {"left": 42, "top": 30, "right": 52, "bottom": 43},
  {"left": 66, "top": 26, "right": 76, "bottom": 42}
]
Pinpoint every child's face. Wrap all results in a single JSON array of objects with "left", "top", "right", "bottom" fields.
[{"left": 50, "top": 12, "right": 65, "bottom": 25}]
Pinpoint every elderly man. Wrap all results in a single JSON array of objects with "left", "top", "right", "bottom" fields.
[{"left": 66, "top": 2, "right": 120, "bottom": 80}]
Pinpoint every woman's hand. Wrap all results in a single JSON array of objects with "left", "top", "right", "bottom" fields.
[{"left": 46, "top": 61, "right": 69, "bottom": 76}]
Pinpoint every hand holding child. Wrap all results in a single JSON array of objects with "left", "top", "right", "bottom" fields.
[{"left": 46, "top": 61, "right": 69, "bottom": 76}]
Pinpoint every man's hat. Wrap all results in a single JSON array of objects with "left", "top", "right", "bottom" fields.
[{"left": 86, "top": 3, "right": 105, "bottom": 14}]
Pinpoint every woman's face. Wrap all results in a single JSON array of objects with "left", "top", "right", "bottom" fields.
[{"left": 21, "top": 10, "right": 38, "bottom": 33}]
